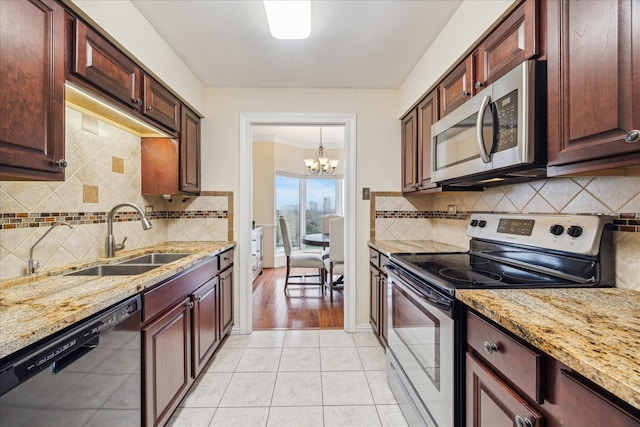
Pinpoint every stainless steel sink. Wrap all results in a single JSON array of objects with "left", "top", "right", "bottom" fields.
[
  {"left": 118, "top": 253, "right": 191, "bottom": 265},
  {"left": 66, "top": 264, "right": 161, "bottom": 276}
]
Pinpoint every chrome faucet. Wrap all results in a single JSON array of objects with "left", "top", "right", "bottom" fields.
[
  {"left": 27, "top": 221, "right": 73, "bottom": 275},
  {"left": 106, "top": 203, "right": 153, "bottom": 258}
]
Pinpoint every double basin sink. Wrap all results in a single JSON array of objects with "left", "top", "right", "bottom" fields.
[{"left": 66, "top": 253, "right": 190, "bottom": 276}]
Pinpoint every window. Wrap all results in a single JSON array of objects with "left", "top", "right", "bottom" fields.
[{"left": 275, "top": 173, "right": 343, "bottom": 252}]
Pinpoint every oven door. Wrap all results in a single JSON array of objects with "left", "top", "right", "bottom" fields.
[{"left": 386, "top": 266, "right": 455, "bottom": 427}]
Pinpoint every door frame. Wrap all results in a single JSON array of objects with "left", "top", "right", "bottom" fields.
[{"left": 238, "top": 112, "right": 357, "bottom": 333}]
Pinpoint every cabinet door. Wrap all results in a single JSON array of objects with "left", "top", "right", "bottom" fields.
[
  {"left": 559, "top": 370, "right": 640, "bottom": 427},
  {"left": 192, "top": 277, "right": 220, "bottom": 376},
  {"left": 401, "top": 109, "right": 418, "bottom": 193},
  {"left": 466, "top": 353, "right": 543, "bottom": 427},
  {"left": 220, "top": 267, "right": 234, "bottom": 337},
  {"left": 417, "top": 91, "right": 438, "bottom": 190},
  {"left": 0, "top": 0, "right": 65, "bottom": 180},
  {"left": 547, "top": 0, "right": 640, "bottom": 175},
  {"left": 369, "top": 265, "right": 380, "bottom": 335},
  {"left": 180, "top": 106, "right": 201, "bottom": 194},
  {"left": 143, "top": 298, "right": 192, "bottom": 427},
  {"left": 143, "top": 74, "right": 180, "bottom": 132},
  {"left": 476, "top": 0, "right": 539, "bottom": 89},
  {"left": 72, "top": 18, "right": 141, "bottom": 110},
  {"left": 380, "top": 272, "right": 388, "bottom": 346},
  {"left": 439, "top": 58, "right": 473, "bottom": 118},
  {"left": 141, "top": 137, "right": 179, "bottom": 195}
]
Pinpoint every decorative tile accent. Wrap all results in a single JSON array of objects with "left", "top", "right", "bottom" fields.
[
  {"left": 83, "top": 185, "right": 99, "bottom": 203},
  {"left": 112, "top": 156, "right": 125, "bottom": 174}
]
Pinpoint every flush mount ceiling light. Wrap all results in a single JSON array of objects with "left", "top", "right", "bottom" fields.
[
  {"left": 304, "top": 128, "right": 338, "bottom": 175},
  {"left": 263, "top": 0, "right": 311, "bottom": 40}
]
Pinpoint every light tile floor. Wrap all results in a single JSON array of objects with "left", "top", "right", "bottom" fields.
[{"left": 167, "top": 330, "right": 408, "bottom": 427}]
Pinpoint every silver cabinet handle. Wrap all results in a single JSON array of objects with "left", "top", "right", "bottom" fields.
[
  {"left": 462, "top": 90, "right": 471, "bottom": 97},
  {"left": 515, "top": 415, "right": 533, "bottom": 427},
  {"left": 185, "top": 300, "right": 194, "bottom": 309},
  {"left": 55, "top": 159, "right": 68, "bottom": 168},
  {"left": 483, "top": 341, "right": 498, "bottom": 354},
  {"left": 626, "top": 130, "right": 640, "bottom": 143},
  {"left": 475, "top": 81, "right": 484, "bottom": 89},
  {"left": 132, "top": 98, "right": 142, "bottom": 105},
  {"left": 146, "top": 106, "right": 153, "bottom": 112}
]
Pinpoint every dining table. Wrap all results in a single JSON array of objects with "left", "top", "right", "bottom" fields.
[{"left": 301, "top": 233, "right": 330, "bottom": 248}]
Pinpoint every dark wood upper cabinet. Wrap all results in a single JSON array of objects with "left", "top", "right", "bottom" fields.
[
  {"left": 0, "top": 0, "right": 66, "bottom": 181},
  {"left": 475, "top": 0, "right": 539, "bottom": 89},
  {"left": 180, "top": 106, "right": 201, "bottom": 194},
  {"left": 417, "top": 91, "right": 438, "bottom": 190},
  {"left": 143, "top": 74, "right": 180, "bottom": 132},
  {"left": 401, "top": 109, "right": 418, "bottom": 193},
  {"left": 72, "top": 18, "right": 141, "bottom": 111},
  {"left": 547, "top": 0, "right": 640, "bottom": 176},
  {"left": 439, "top": 58, "right": 473, "bottom": 118},
  {"left": 438, "top": 0, "right": 539, "bottom": 118}
]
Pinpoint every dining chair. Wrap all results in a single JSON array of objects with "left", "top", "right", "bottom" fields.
[
  {"left": 323, "top": 216, "right": 344, "bottom": 302},
  {"left": 279, "top": 216, "right": 325, "bottom": 292},
  {"left": 321, "top": 215, "right": 341, "bottom": 259}
]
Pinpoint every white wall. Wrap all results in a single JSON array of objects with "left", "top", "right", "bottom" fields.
[
  {"left": 70, "top": 0, "right": 205, "bottom": 113},
  {"left": 203, "top": 88, "right": 398, "bottom": 324},
  {"left": 397, "top": 0, "right": 516, "bottom": 116}
]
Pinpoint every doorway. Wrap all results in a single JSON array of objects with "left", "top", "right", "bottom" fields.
[{"left": 238, "top": 113, "right": 356, "bottom": 334}]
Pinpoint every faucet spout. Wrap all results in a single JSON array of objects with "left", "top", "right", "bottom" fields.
[
  {"left": 27, "top": 221, "right": 73, "bottom": 275},
  {"left": 106, "top": 203, "right": 153, "bottom": 258}
]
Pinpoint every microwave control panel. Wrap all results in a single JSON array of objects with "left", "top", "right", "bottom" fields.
[{"left": 494, "top": 90, "right": 518, "bottom": 152}]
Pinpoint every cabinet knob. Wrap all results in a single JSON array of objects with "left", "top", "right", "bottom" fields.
[
  {"left": 474, "top": 81, "right": 484, "bottom": 89},
  {"left": 483, "top": 341, "right": 498, "bottom": 354},
  {"left": 146, "top": 106, "right": 154, "bottom": 112},
  {"left": 515, "top": 415, "right": 533, "bottom": 427},
  {"left": 55, "top": 159, "right": 68, "bottom": 168},
  {"left": 185, "top": 300, "right": 194, "bottom": 309},
  {"left": 462, "top": 90, "right": 471, "bottom": 97},
  {"left": 626, "top": 130, "right": 640, "bottom": 143},
  {"left": 132, "top": 98, "right": 142, "bottom": 105}
]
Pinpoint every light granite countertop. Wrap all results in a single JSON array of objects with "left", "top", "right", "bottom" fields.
[
  {"left": 0, "top": 241, "right": 235, "bottom": 359},
  {"left": 456, "top": 288, "right": 640, "bottom": 411},
  {"left": 368, "top": 239, "right": 466, "bottom": 256}
]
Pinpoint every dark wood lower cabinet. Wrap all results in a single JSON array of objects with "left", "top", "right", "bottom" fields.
[
  {"left": 466, "top": 353, "right": 543, "bottom": 427},
  {"left": 143, "top": 298, "right": 192, "bottom": 427},
  {"left": 192, "top": 277, "right": 220, "bottom": 377},
  {"left": 142, "top": 251, "right": 235, "bottom": 427},
  {"left": 220, "top": 266, "right": 233, "bottom": 336}
]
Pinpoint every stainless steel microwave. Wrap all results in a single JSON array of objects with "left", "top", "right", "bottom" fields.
[{"left": 431, "top": 60, "right": 546, "bottom": 186}]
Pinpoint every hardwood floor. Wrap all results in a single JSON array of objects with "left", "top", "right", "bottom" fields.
[{"left": 252, "top": 267, "right": 344, "bottom": 330}]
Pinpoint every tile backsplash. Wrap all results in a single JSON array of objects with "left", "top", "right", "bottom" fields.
[
  {"left": 372, "top": 176, "right": 640, "bottom": 291},
  {"left": 0, "top": 108, "right": 232, "bottom": 280}
]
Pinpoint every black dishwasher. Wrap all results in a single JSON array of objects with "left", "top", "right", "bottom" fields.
[{"left": 0, "top": 295, "right": 141, "bottom": 426}]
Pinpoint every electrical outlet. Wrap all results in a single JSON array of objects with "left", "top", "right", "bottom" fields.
[
  {"left": 362, "top": 187, "right": 370, "bottom": 200},
  {"left": 145, "top": 205, "right": 154, "bottom": 213},
  {"left": 448, "top": 205, "right": 457, "bottom": 213}
]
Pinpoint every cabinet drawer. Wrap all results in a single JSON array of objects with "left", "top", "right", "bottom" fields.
[
  {"left": 467, "top": 311, "right": 543, "bottom": 402},
  {"left": 219, "top": 249, "right": 234, "bottom": 272},
  {"left": 369, "top": 248, "right": 380, "bottom": 266},
  {"left": 142, "top": 256, "right": 217, "bottom": 323}
]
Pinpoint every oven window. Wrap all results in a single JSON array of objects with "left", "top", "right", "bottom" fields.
[{"left": 392, "top": 284, "right": 441, "bottom": 390}]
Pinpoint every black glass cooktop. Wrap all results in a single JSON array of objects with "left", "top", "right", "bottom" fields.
[{"left": 391, "top": 252, "right": 577, "bottom": 296}]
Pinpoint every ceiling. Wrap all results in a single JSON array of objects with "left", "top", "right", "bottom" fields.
[
  {"left": 252, "top": 125, "right": 344, "bottom": 148},
  {"left": 130, "top": 0, "right": 463, "bottom": 89}
]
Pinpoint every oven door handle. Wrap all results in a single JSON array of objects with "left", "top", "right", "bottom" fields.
[{"left": 387, "top": 266, "right": 453, "bottom": 314}]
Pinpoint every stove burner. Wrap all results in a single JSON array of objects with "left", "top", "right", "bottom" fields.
[{"left": 438, "top": 268, "right": 502, "bottom": 284}]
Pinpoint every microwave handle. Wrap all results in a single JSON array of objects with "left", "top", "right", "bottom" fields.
[{"left": 476, "top": 95, "right": 492, "bottom": 163}]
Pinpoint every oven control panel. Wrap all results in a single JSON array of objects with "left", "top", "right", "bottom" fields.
[{"left": 467, "top": 214, "right": 613, "bottom": 256}]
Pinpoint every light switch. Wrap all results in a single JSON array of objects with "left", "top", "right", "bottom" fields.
[{"left": 363, "top": 187, "right": 370, "bottom": 200}]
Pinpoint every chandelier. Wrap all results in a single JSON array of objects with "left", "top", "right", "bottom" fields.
[{"left": 304, "top": 128, "right": 339, "bottom": 175}]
